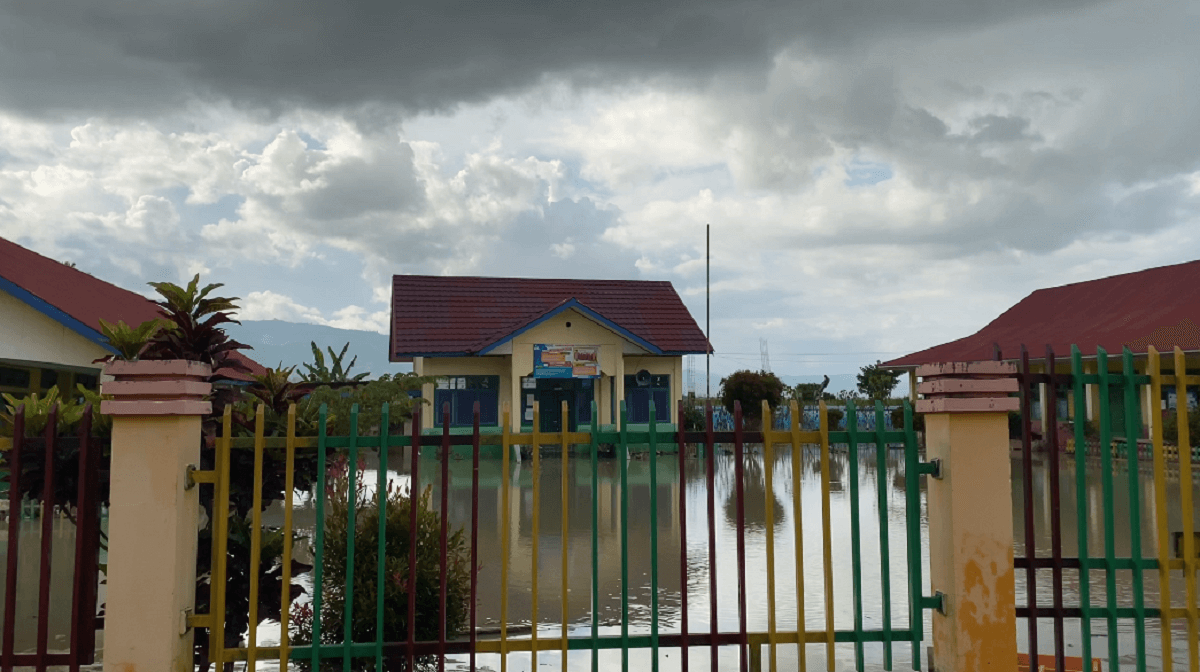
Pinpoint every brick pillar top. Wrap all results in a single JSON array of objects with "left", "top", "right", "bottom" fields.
[
  {"left": 915, "top": 360, "right": 1020, "bottom": 414},
  {"left": 100, "top": 360, "right": 213, "bottom": 416}
]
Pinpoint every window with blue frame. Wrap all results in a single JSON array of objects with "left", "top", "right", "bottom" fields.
[
  {"left": 624, "top": 374, "right": 670, "bottom": 424},
  {"left": 433, "top": 375, "right": 500, "bottom": 427}
]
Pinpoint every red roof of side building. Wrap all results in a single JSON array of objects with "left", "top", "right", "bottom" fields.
[
  {"left": 884, "top": 259, "right": 1200, "bottom": 368},
  {"left": 0, "top": 235, "right": 265, "bottom": 377},
  {"left": 390, "top": 275, "right": 711, "bottom": 358}
]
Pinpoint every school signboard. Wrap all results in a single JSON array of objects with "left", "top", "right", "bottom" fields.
[{"left": 533, "top": 344, "right": 600, "bottom": 378}]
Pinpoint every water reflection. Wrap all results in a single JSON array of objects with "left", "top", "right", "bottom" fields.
[{"left": 1012, "top": 455, "right": 1200, "bottom": 669}]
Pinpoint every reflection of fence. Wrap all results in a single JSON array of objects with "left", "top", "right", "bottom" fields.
[
  {"left": 197, "top": 397, "right": 938, "bottom": 670},
  {"left": 0, "top": 405, "right": 104, "bottom": 668},
  {"left": 1009, "top": 344, "right": 1198, "bottom": 672}
]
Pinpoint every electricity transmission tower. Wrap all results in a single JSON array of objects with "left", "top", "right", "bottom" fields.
[{"left": 760, "top": 338, "right": 772, "bottom": 373}]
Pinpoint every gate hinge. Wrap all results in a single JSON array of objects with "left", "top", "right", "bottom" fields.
[
  {"left": 921, "top": 592, "right": 947, "bottom": 616},
  {"left": 185, "top": 465, "right": 217, "bottom": 490},
  {"left": 184, "top": 609, "right": 212, "bottom": 633},
  {"left": 918, "top": 458, "right": 943, "bottom": 480}
]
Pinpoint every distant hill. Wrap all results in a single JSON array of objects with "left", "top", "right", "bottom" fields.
[{"left": 225, "top": 320, "right": 412, "bottom": 378}]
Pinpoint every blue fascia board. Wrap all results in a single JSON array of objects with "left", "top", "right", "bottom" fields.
[
  {"left": 0, "top": 275, "right": 117, "bottom": 354},
  {"left": 477, "top": 299, "right": 663, "bottom": 355},
  {"left": 391, "top": 351, "right": 474, "bottom": 359}
]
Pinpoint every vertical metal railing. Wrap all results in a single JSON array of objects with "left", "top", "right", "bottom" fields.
[
  {"left": 200, "top": 395, "right": 934, "bottom": 670},
  {"left": 0, "top": 403, "right": 102, "bottom": 672},
  {"left": 1011, "top": 343, "right": 1200, "bottom": 672}
]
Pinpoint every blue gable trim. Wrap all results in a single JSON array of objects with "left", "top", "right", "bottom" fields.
[
  {"left": 477, "top": 299, "right": 663, "bottom": 355},
  {"left": 0, "top": 275, "right": 117, "bottom": 354}
]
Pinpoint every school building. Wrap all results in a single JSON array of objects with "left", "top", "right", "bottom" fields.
[{"left": 389, "top": 275, "right": 711, "bottom": 433}]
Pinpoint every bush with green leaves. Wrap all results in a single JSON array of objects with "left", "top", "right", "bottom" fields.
[
  {"left": 292, "top": 458, "right": 472, "bottom": 671},
  {"left": 1163, "top": 408, "right": 1200, "bottom": 445},
  {"left": 719, "top": 370, "right": 785, "bottom": 424}
]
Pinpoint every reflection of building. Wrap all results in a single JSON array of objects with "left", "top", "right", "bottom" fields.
[
  {"left": 418, "top": 457, "right": 684, "bottom": 625},
  {"left": 885, "top": 261, "right": 1200, "bottom": 439},
  {"left": 390, "top": 276, "right": 709, "bottom": 433}
]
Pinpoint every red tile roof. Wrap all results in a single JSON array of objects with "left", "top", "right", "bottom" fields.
[
  {"left": 884, "top": 259, "right": 1200, "bottom": 367},
  {"left": 390, "top": 275, "right": 711, "bottom": 358},
  {"left": 0, "top": 235, "right": 264, "bottom": 377}
]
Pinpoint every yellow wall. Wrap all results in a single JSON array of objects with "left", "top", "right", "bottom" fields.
[
  {"left": 416, "top": 308, "right": 686, "bottom": 430},
  {"left": 0, "top": 289, "right": 111, "bottom": 369}
]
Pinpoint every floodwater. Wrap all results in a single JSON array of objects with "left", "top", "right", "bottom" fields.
[{"left": 2, "top": 449, "right": 1197, "bottom": 671}]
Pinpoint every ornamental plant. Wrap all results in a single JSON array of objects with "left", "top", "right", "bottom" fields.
[{"left": 291, "top": 458, "right": 472, "bottom": 671}]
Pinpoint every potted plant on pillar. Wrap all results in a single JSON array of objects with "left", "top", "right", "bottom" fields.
[{"left": 98, "top": 275, "right": 252, "bottom": 416}]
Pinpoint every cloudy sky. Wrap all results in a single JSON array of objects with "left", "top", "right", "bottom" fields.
[{"left": 2, "top": 0, "right": 1198, "bottom": 383}]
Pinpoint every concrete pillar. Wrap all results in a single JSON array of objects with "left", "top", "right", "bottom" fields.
[
  {"left": 917, "top": 361, "right": 1020, "bottom": 672},
  {"left": 100, "top": 360, "right": 212, "bottom": 672}
]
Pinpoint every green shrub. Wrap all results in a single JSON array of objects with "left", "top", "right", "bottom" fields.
[
  {"left": 825, "top": 407, "right": 844, "bottom": 430},
  {"left": 1163, "top": 409, "right": 1200, "bottom": 445},
  {"left": 719, "top": 370, "right": 785, "bottom": 423},
  {"left": 293, "top": 458, "right": 472, "bottom": 670}
]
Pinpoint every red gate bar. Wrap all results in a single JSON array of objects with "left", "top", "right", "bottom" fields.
[
  {"left": 407, "top": 406, "right": 421, "bottom": 671},
  {"left": 1044, "top": 346, "right": 1066, "bottom": 672},
  {"left": 677, "top": 401, "right": 690, "bottom": 672},
  {"left": 2, "top": 406, "right": 24, "bottom": 672},
  {"left": 35, "top": 405, "right": 59, "bottom": 671},
  {"left": 705, "top": 401, "right": 719, "bottom": 671},
  {"left": 733, "top": 401, "right": 748, "bottom": 672},
  {"left": 437, "top": 402, "right": 451, "bottom": 672},
  {"left": 470, "top": 403, "right": 481, "bottom": 672},
  {"left": 1019, "top": 346, "right": 1039, "bottom": 665}
]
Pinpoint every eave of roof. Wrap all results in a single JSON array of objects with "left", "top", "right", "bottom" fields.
[{"left": 883, "top": 259, "right": 1200, "bottom": 368}]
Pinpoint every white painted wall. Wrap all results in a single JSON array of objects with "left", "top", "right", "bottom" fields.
[{"left": 0, "top": 289, "right": 109, "bottom": 368}]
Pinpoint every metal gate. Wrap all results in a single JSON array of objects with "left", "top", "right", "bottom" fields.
[
  {"left": 198, "top": 397, "right": 938, "bottom": 670},
  {"left": 1, "top": 404, "right": 104, "bottom": 672}
]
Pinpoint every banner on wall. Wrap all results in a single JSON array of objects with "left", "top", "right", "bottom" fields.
[{"left": 533, "top": 344, "right": 600, "bottom": 378}]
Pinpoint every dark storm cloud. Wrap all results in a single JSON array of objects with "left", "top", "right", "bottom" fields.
[{"left": 0, "top": 0, "right": 1105, "bottom": 117}]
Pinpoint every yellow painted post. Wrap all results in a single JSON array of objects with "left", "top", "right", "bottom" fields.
[
  {"left": 788, "top": 400, "right": 807, "bottom": 672},
  {"left": 280, "top": 404, "right": 296, "bottom": 671},
  {"left": 247, "top": 405, "right": 265, "bottom": 668},
  {"left": 560, "top": 400, "right": 570, "bottom": 669},
  {"left": 917, "top": 361, "right": 1020, "bottom": 672},
  {"left": 1175, "top": 347, "right": 1198, "bottom": 669},
  {"left": 99, "top": 360, "right": 212, "bottom": 672},
  {"left": 818, "top": 400, "right": 835, "bottom": 667},
  {"left": 1148, "top": 348, "right": 1173, "bottom": 672},
  {"left": 762, "top": 400, "right": 778, "bottom": 672}
]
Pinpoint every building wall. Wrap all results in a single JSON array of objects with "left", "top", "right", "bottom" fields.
[
  {"left": 0, "top": 289, "right": 106, "bottom": 399},
  {"left": 415, "top": 308, "right": 686, "bottom": 431},
  {"left": 416, "top": 356, "right": 511, "bottom": 430},
  {"left": 0, "top": 289, "right": 110, "bottom": 369}
]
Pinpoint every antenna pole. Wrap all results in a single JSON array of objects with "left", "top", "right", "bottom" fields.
[{"left": 706, "top": 224, "right": 711, "bottom": 400}]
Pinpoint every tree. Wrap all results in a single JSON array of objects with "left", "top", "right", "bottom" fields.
[
  {"left": 855, "top": 360, "right": 901, "bottom": 401},
  {"left": 719, "top": 370, "right": 786, "bottom": 424},
  {"left": 300, "top": 341, "right": 370, "bottom": 383}
]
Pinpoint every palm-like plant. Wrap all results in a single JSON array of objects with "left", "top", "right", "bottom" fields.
[
  {"left": 300, "top": 342, "right": 369, "bottom": 383},
  {"left": 145, "top": 274, "right": 251, "bottom": 373}
]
